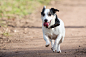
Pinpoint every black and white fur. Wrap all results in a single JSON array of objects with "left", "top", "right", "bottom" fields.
[{"left": 41, "top": 6, "right": 65, "bottom": 53}]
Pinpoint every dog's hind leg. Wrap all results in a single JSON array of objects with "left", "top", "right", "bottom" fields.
[{"left": 43, "top": 34, "right": 50, "bottom": 47}]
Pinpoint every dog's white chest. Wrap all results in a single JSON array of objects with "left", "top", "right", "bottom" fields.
[{"left": 43, "top": 27, "right": 59, "bottom": 40}]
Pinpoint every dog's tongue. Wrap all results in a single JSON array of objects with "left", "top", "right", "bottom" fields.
[{"left": 43, "top": 22, "right": 49, "bottom": 27}]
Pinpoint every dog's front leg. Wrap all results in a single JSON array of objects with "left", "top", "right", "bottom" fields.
[
  {"left": 50, "top": 39, "right": 54, "bottom": 49},
  {"left": 53, "top": 34, "right": 62, "bottom": 53},
  {"left": 57, "top": 44, "right": 61, "bottom": 53},
  {"left": 43, "top": 34, "right": 50, "bottom": 47}
]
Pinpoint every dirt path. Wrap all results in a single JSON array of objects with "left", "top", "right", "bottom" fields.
[{"left": 0, "top": 0, "right": 86, "bottom": 57}]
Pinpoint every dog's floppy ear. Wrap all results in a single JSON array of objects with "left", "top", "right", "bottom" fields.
[
  {"left": 50, "top": 8, "right": 59, "bottom": 14},
  {"left": 41, "top": 6, "right": 46, "bottom": 15}
]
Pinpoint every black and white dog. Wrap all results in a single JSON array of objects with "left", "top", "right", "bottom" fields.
[{"left": 41, "top": 6, "right": 65, "bottom": 53}]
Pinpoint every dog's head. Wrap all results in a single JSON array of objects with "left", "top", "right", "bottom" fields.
[{"left": 41, "top": 6, "right": 59, "bottom": 28}]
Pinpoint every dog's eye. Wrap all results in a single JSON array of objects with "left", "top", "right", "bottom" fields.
[
  {"left": 41, "top": 12, "right": 45, "bottom": 16},
  {"left": 41, "top": 13, "right": 45, "bottom": 16},
  {"left": 42, "top": 13, "right": 45, "bottom": 16},
  {"left": 48, "top": 13, "right": 51, "bottom": 16}
]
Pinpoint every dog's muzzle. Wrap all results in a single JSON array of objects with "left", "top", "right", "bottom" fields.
[{"left": 43, "top": 21, "right": 51, "bottom": 28}]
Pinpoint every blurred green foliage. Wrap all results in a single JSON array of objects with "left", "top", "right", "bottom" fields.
[
  {"left": 2, "top": 32, "right": 10, "bottom": 36},
  {"left": 0, "top": 0, "right": 51, "bottom": 19}
]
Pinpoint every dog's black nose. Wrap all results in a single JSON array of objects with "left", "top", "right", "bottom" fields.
[{"left": 44, "top": 19, "right": 48, "bottom": 22}]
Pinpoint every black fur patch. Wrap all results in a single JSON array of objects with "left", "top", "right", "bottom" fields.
[
  {"left": 50, "top": 8, "right": 59, "bottom": 15},
  {"left": 41, "top": 7, "right": 45, "bottom": 16},
  {"left": 54, "top": 15, "right": 60, "bottom": 26},
  {"left": 49, "top": 8, "right": 60, "bottom": 28},
  {"left": 50, "top": 15, "right": 60, "bottom": 28}
]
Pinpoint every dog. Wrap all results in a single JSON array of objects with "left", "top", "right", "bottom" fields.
[{"left": 41, "top": 6, "right": 65, "bottom": 53}]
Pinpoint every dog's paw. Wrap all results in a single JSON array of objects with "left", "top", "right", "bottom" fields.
[
  {"left": 57, "top": 50, "right": 61, "bottom": 53},
  {"left": 45, "top": 44, "right": 49, "bottom": 47},
  {"left": 53, "top": 49, "right": 57, "bottom": 52},
  {"left": 53, "top": 50, "right": 56, "bottom": 52},
  {"left": 51, "top": 47, "right": 56, "bottom": 52}
]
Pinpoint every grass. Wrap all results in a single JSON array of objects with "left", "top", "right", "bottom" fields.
[
  {"left": 0, "top": 0, "right": 51, "bottom": 19},
  {"left": 0, "top": 0, "right": 52, "bottom": 36},
  {"left": 0, "top": 20, "right": 7, "bottom": 27},
  {"left": 2, "top": 32, "right": 10, "bottom": 36}
]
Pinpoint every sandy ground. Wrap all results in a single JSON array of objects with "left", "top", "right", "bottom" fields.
[{"left": 0, "top": 0, "right": 86, "bottom": 57}]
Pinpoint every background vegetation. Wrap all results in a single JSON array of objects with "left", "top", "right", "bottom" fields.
[
  {"left": 0, "top": 0, "right": 51, "bottom": 19},
  {"left": 0, "top": 0, "right": 52, "bottom": 36}
]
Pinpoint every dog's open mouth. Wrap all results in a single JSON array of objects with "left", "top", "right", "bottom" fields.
[
  {"left": 43, "top": 22, "right": 49, "bottom": 28},
  {"left": 43, "top": 21, "right": 51, "bottom": 28}
]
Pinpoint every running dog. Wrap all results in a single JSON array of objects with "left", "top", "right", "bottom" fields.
[{"left": 41, "top": 6, "right": 65, "bottom": 53}]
